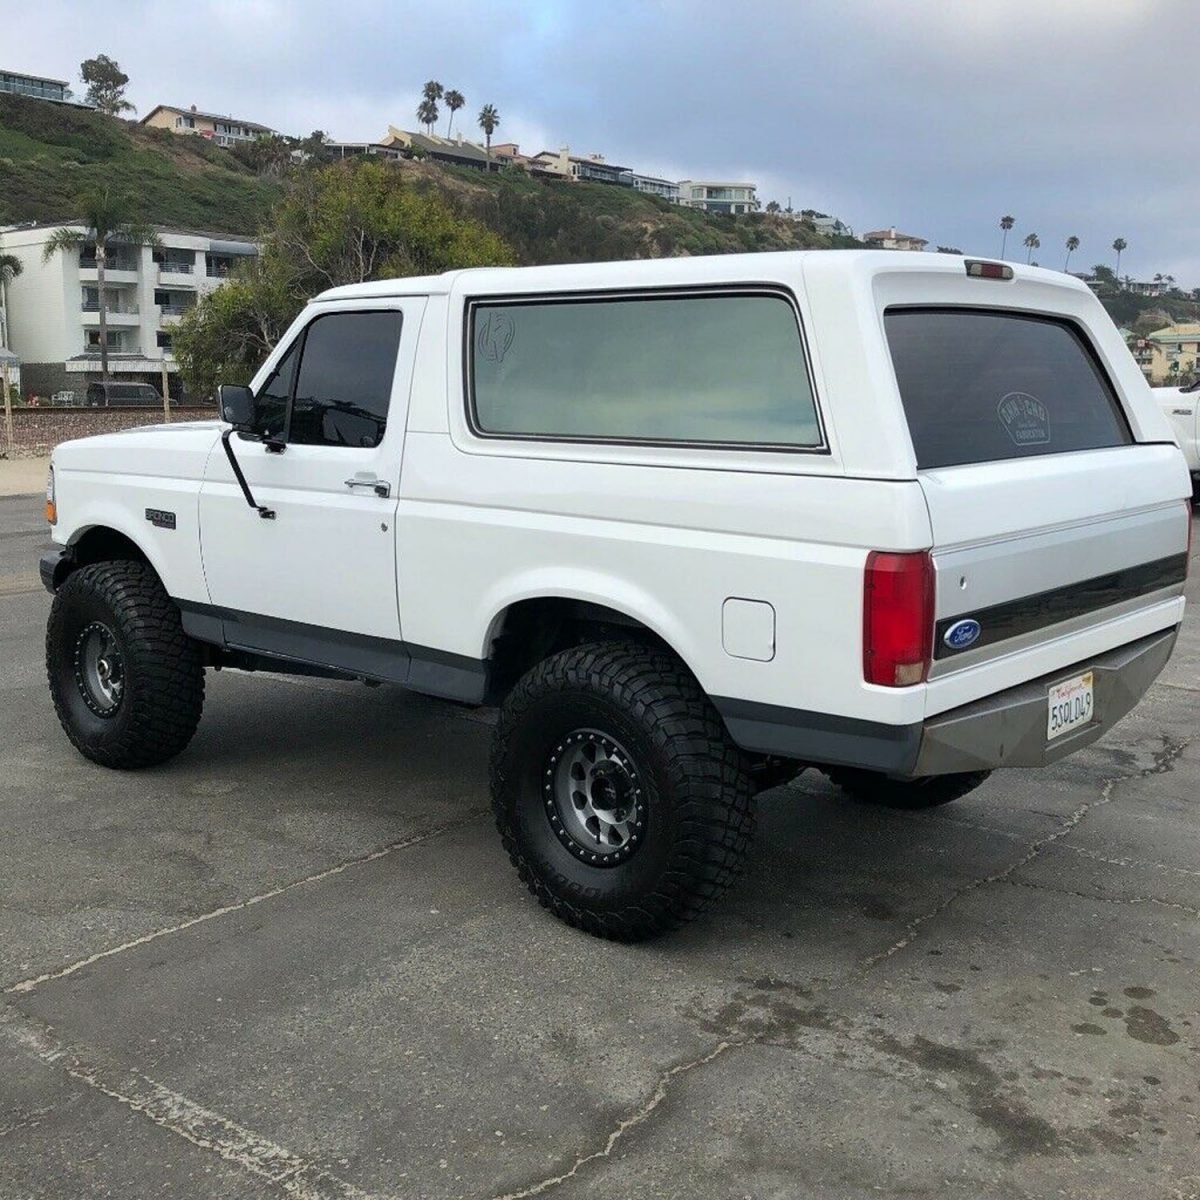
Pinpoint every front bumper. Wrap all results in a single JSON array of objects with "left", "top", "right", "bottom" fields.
[
  {"left": 715, "top": 626, "right": 1179, "bottom": 777},
  {"left": 40, "top": 547, "right": 71, "bottom": 593}
]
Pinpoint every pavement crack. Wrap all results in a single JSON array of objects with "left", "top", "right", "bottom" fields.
[
  {"left": 4, "top": 816, "right": 478, "bottom": 996},
  {"left": 858, "top": 734, "right": 1190, "bottom": 970},
  {"left": 1004, "top": 876, "right": 1200, "bottom": 917},
  {"left": 487, "top": 1039, "right": 745, "bottom": 1200},
  {"left": 0, "top": 1002, "right": 381, "bottom": 1200}
]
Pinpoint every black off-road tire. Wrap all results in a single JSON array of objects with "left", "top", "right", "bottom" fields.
[
  {"left": 46, "top": 561, "right": 205, "bottom": 769},
  {"left": 826, "top": 766, "right": 991, "bottom": 810},
  {"left": 491, "top": 642, "right": 755, "bottom": 941}
]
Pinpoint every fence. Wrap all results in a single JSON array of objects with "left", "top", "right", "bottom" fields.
[{"left": 1, "top": 405, "right": 218, "bottom": 459}]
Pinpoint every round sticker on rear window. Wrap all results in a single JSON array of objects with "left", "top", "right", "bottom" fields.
[{"left": 997, "top": 391, "right": 1050, "bottom": 447}]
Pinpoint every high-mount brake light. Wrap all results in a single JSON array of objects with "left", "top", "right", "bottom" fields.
[
  {"left": 965, "top": 260, "right": 1014, "bottom": 280},
  {"left": 863, "top": 550, "right": 935, "bottom": 687}
]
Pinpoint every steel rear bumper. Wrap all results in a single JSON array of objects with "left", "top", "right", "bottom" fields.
[
  {"left": 716, "top": 627, "right": 1179, "bottom": 777},
  {"left": 911, "top": 627, "right": 1178, "bottom": 775}
]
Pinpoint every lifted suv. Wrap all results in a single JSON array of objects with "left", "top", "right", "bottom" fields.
[{"left": 41, "top": 252, "right": 1191, "bottom": 939}]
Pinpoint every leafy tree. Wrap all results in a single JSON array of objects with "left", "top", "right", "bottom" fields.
[
  {"left": 764, "top": 200, "right": 781, "bottom": 214},
  {"left": 1063, "top": 235, "right": 1079, "bottom": 271},
  {"left": 1112, "top": 237, "right": 1127, "bottom": 276},
  {"left": 1091, "top": 263, "right": 1117, "bottom": 287},
  {"left": 444, "top": 89, "right": 465, "bottom": 136},
  {"left": 296, "top": 129, "right": 331, "bottom": 164},
  {"left": 174, "top": 159, "right": 513, "bottom": 395},
  {"left": 1023, "top": 232, "right": 1040, "bottom": 263},
  {"left": 999, "top": 214, "right": 1015, "bottom": 258},
  {"left": 80, "top": 54, "right": 134, "bottom": 116},
  {"left": 936, "top": 245, "right": 963, "bottom": 254},
  {"left": 477, "top": 104, "right": 500, "bottom": 162},
  {"left": 41, "top": 189, "right": 159, "bottom": 379}
]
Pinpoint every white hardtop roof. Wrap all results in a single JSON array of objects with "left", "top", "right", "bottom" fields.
[{"left": 312, "top": 251, "right": 1090, "bottom": 302}]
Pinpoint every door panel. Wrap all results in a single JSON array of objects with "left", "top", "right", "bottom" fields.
[{"left": 199, "top": 298, "right": 425, "bottom": 648}]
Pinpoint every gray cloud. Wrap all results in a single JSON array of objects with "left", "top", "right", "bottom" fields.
[{"left": 8, "top": 0, "right": 1198, "bottom": 285}]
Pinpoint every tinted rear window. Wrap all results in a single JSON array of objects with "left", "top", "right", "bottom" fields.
[{"left": 885, "top": 309, "right": 1132, "bottom": 469}]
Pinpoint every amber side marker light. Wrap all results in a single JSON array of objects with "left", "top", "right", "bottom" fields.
[
  {"left": 965, "top": 259, "right": 1014, "bottom": 280},
  {"left": 45, "top": 465, "right": 56, "bottom": 525}
]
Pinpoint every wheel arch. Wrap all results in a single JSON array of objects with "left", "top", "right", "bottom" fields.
[
  {"left": 481, "top": 582, "right": 706, "bottom": 703},
  {"left": 57, "top": 520, "right": 167, "bottom": 590}
]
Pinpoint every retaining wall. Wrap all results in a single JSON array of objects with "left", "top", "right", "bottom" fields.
[{"left": 1, "top": 406, "right": 217, "bottom": 459}]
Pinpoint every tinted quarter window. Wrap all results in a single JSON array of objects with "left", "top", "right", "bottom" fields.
[
  {"left": 253, "top": 339, "right": 298, "bottom": 440},
  {"left": 470, "top": 292, "right": 820, "bottom": 447},
  {"left": 886, "top": 309, "right": 1132, "bottom": 469},
  {"left": 289, "top": 312, "right": 402, "bottom": 448}
]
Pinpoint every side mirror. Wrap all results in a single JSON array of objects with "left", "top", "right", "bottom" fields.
[{"left": 217, "top": 384, "right": 256, "bottom": 430}]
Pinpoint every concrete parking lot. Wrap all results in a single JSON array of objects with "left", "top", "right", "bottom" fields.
[{"left": 1, "top": 489, "right": 1197, "bottom": 1200}]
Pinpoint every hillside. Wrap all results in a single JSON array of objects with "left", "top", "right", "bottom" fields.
[
  {"left": 0, "top": 93, "right": 851, "bottom": 258},
  {"left": 0, "top": 93, "right": 281, "bottom": 235},
  {"left": 414, "top": 161, "right": 858, "bottom": 263}
]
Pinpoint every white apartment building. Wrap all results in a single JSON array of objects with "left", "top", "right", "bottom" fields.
[
  {"left": 0, "top": 222, "right": 258, "bottom": 399},
  {"left": 677, "top": 181, "right": 760, "bottom": 216}
]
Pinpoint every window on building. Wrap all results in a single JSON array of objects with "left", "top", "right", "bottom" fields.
[
  {"left": 156, "top": 331, "right": 173, "bottom": 349},
  {"left": 470, "top": 291, "right": 820, "bottom": 448}
]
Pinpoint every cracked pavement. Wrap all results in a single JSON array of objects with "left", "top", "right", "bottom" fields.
[{"left": 1, "top": 490, "right": 1198, "bottom": 1200}]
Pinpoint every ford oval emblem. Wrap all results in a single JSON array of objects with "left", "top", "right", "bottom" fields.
[{"left": 943, "top": 619, "right": 981, "bottom": 651}]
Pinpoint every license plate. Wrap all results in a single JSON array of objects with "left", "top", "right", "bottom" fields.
[{"left": 1047, "top": 671, "right": 1094, "bottom": 741}]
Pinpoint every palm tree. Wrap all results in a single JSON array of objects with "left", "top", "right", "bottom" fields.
[
  {"left": 1023, "top": 232, "right": 1040, "bottom": 263},
  {"left": 416, "top": 98, "right": 438, "bottom": 134},
  {"left": 1063, "top": 235, "right": 1080, "bottom": 271},
  {"left": 999, "top": 214, "right": 1015, "bottom": 258},
  {"left": 42, "top": 190, "right": 159, "bottom": 381},
  {"left": 444, "top": 89, "right": 465, "bottom": 136},
  {"left": 1112, "top": 237, "right": 1127, "bottom": 277},
  {"left": 0, "top": 252, "right": 21, "bottom": 350},
  {"left": 477, "top": 104, "right": 500, "bottom": 163}
]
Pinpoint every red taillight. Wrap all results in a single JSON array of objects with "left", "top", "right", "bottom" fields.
[{"left": 863, "top": 550, "right": 935, "bottom": 687}]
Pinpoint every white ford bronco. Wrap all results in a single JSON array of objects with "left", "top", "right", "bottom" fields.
[{"left": 40, "top": 251, "right": 1192, "bottom": 939}]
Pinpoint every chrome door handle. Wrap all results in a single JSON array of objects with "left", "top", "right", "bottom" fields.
[{"left": 344, "top": 476, "right": 391, "bottom": 498}]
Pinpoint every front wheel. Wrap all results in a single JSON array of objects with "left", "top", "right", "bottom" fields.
[
  {"left": 47, "top": 560, "right": 205, "bottom": 769},
  {"left": 490, "top": 642, "right": 755, "bottom": 941}
]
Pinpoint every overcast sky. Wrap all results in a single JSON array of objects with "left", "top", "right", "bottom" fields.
[{"left": 9, "top": 0, "right": 1199, "bottom": 287}]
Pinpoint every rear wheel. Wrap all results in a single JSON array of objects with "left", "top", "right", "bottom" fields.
[
  {"left": 825, "top": 767, "right": 991, "bottom": 810},
  {"left": 490, "top": 642, "right": 755, "bottom": 940},
  {"left": 47, "top": 561, "right": 205, "bottom": 769}
]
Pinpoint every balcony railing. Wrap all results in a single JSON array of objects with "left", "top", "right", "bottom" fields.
[
  {"left": 159, "top": 303, "right": 195, "bottom": 316},
  {"left": 158, "top": 260, "right": 195, "bottom": 275},
  {"left": 81, "top": 346, "right": 143, "bottom": 357},
  {"left": 80, "top": 257, "right": 141, "bottom": 273},
  {"left": 82, "top": 300, "right": 139, "bottom": 314}
]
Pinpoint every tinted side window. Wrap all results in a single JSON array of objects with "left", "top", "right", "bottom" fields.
[
  {"left": 253, "top": 340, "right": 298, "bottom": 440},
  {"left": 469, "top": 292, "right": 821, "bottom": 447},
  {"left": 289, "top": 312, "right": 403, "bottom": 448},
  {"left": 885, "top": 309, "right": 1132, "bottom": 469}
]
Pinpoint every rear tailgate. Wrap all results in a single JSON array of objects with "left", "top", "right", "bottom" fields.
[{"left": 884, "top": 301, "right": 1189, "bottom": 718}]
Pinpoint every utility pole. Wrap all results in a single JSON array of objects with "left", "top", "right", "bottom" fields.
[
  {"left": 1, "top": 359, "right": 13, "bottom": 457},
  {"left": 160, "top": 360, "right": 171, "bottom": 423}
]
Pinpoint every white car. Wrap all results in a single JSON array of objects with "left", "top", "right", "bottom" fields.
[
  {"left": 39, "top": 251, "right": 1192, "bottom": 939},
  {"left": 1154, "top": 378, "right": 1200, "bottom": 496}
]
